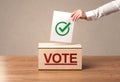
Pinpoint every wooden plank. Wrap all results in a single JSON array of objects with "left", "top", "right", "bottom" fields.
[{"left": 0, "top": 56, "right": 120, "bottom": 82}]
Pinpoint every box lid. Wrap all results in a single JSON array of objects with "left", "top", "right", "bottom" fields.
[{"left": 38, "top": 43, "right": 82, "bottom": 49}]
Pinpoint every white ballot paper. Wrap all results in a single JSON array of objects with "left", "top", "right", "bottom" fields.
[{"left": 50, "top": 11, "right": 74, "bottom": 43}]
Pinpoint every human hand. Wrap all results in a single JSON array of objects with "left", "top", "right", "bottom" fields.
[{"left": 71, "top": 9, "right": 87, "bottom": 22}]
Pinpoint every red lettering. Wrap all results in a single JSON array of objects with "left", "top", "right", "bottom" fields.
[
  {"left": 44, "top": 53, "right": 77, "bottom": 65},
  {"left": 70, "top": 53, "right": 77, "bottom": 63},
  {"left": 62, "top": 53, "right": 69, "bottom": 63},
  {"left": 53, "top": 53, "right": 61, "bottom": 63},
  {"left": 44, "top": 53, "right": 52, "bottom": 63}
]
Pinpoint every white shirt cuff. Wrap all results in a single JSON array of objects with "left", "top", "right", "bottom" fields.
[{"left": 85, "top": 11, "right": 96, "bottom": 21}]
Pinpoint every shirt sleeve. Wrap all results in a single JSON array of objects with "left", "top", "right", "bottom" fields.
[{"left": 85, "top": 0, "right": 120, "bottom": 21}]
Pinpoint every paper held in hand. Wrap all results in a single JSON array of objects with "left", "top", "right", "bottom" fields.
[{"left": 50, "top": 11, "right": 74, "bottom": 43}]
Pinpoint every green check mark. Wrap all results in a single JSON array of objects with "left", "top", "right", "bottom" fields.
[
  {"left": 59, "top": 22, "right": 71, "bottom": 32},
  {"left": 55, "top": 21, "right": 71, "bottom": 36}
]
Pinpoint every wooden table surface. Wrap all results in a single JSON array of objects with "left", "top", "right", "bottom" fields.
[{"left": 0, "top": 56, "right": 120, "bottom": 82}]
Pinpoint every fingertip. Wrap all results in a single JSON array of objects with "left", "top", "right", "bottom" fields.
[
  {"left": 71, "top": 13, "right": 74, "bottom": 17},
  {"left": 72, "top": 16, "right": 75, "bottom": 22},
  {"left": 71, "top": 10, "right": 77, "bottom": 17}
]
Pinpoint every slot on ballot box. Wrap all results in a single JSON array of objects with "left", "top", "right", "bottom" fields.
[{"left": 38, "top": 43, "right": 82, "bottom": 70}]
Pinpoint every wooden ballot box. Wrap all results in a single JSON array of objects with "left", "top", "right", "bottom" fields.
[{"left": 38, "top": 43, "right": 82, "bottom": 70}]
